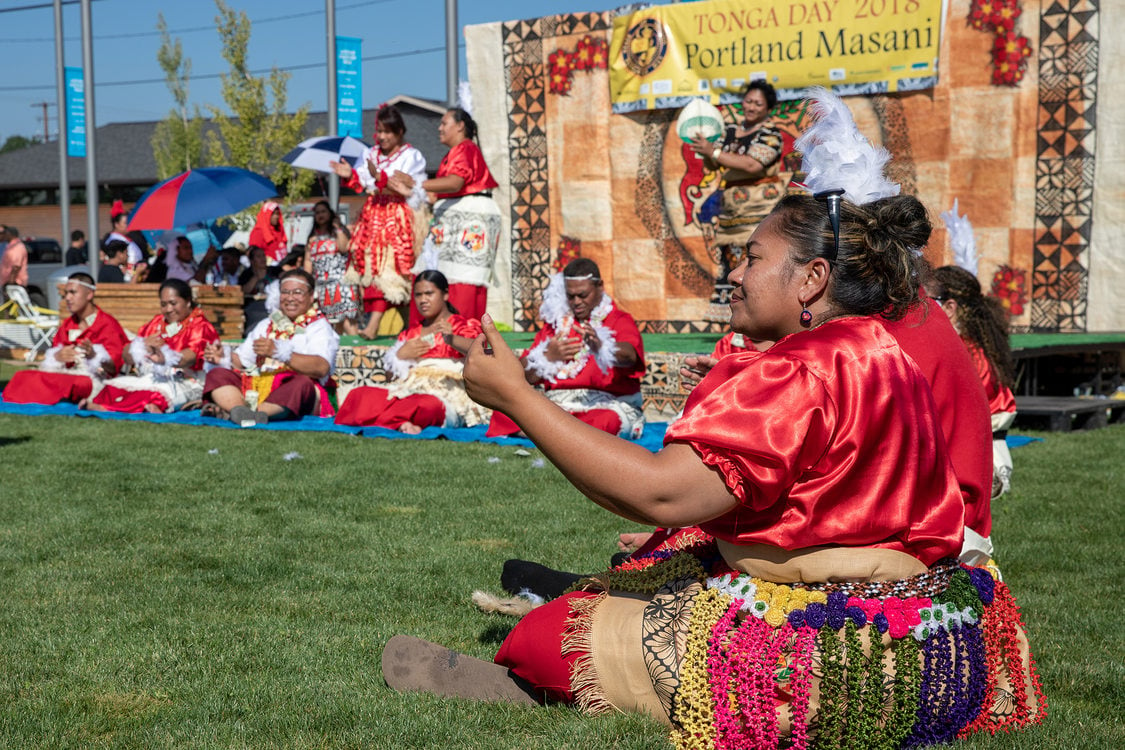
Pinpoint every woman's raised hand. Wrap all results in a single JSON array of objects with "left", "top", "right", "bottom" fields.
[
  {"left": 463, "top": 314, "right": 531, "bottom": 411},
  {"left": 387, "top": 171, "right": 415, "bottom": 197},
  {"left": 329, "top": 160, "right": 352, "bottom": 179},
  {"left": 680, "top": 354, "right": 719, "bottom": 390},
  {"left": 203, "top": 342, "right": 224, "bottom": 364}
]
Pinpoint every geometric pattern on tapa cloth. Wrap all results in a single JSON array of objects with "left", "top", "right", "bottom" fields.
[
  {"left": 503, "top": 13, "right": 611, "bottom": 332},
  {"left": 331, "top": 345, "right": 693, "bottom": 421},
  {"left": 1032, "top": 0, "right": 1099, "bottom": 332}
]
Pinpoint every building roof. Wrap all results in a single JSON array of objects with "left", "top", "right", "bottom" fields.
[{"left": 0, "top": 96, "right": 448, "bottom": 190}]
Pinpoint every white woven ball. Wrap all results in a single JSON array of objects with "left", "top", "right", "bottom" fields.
[{"left": 675, "top": 99, "right": 724, "bottom": 144}]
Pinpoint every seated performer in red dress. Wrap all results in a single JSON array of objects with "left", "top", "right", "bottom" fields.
[
  {"left": 201, "top": 269, "right": 339, "bottom": 426},
  {"left": 926, "top": 265, "right": 1017, "bottom": 501},
  {"left": 486, "top": 258, "right": 646, "bottom": 439},
  {"left": 84, "top": 279, "right": 220, "bottom": 413},
  {"left": 334, "top": 270, "right": 485, "bottom": 433},
  {"left": 381, "top": 91, "right": 1045, "bottom": 748},
  {"left": 3, "top": 273, "right": 128, "bottom": 405}
]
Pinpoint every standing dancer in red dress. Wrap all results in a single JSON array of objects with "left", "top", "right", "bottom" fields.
[
  {"left": 390, "top": 106, "right": 501, "bottom": 322},
  {"left": 332, "top": 104, "right": 428, "bottom": 339}
]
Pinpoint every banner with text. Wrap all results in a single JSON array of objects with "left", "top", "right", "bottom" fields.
[
  {"left": 608, "top": 0, "right": 944, "bottom": 112},
  {"left": 336, "top": 36, "right": 363, "bottom": 138},
  {"left": 64, "top": 67, "right": 85, "bottom": 158}
]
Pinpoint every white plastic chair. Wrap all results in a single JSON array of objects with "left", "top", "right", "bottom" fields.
[{"left": 1, "top": 284, "right": 59, "bottom": 362}]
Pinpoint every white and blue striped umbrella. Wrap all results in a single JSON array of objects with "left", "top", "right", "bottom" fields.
[{"left": 281, "top": 135, "right": 369, "bottom": 173}]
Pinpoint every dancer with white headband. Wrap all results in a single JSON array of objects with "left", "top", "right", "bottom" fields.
[{"left": 3, "top": 273, "right": 129, "bottom": 406}]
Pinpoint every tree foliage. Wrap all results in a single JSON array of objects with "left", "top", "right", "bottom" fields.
[
  {"left": 0, "top": 135, "right": 42, "bottom": 155},
  {"left": 205, "top": 0, "right": 316, "bottom": 210},
  {"left": 151, "top": 13, "right": 206, "bottom": 179}
]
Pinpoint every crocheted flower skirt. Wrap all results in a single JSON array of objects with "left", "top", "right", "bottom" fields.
[{"left": 563, "top": 542, "right": 1046, "bottom": 750}]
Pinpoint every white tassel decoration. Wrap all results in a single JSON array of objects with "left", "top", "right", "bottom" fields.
[{"left": 940, "top": 199, "right": 979, "bottom": 276}]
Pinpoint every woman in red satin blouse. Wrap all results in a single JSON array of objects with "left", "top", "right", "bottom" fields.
[
  {"left": 382, "top": 191, "right": 1045, "bottom": 747},
  {"left": 85, "top": 278, "right": 219, "bottom": 413}
]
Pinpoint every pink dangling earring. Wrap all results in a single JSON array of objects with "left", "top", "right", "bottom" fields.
[{"left": 800, "top": 307, "right": 813, "bottom": 326}]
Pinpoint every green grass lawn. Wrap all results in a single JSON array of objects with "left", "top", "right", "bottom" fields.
[{"left": 0, "top": 413, "right": 1121, "bottom": 748}]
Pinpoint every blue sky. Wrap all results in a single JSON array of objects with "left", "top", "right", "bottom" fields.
[{"left": 0, "top": 0, "right": 631, "bottom": 144}]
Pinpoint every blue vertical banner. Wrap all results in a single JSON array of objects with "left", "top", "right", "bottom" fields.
[
  {"left": 65, "top": 67, "right": 86, "bottom": 158},
  {"left": 336, "top": 36, "right": 362, "bottom": 138}
]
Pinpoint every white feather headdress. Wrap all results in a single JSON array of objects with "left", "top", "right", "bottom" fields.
[
  {"left": 939, "top": 199, "right": 978, "bottom": 276},
  {"left": 457, "top": 80, "right": 474, "bottom": 116},
  {"left": 795, "top": 88, "right": 900, "bottom": 205}
]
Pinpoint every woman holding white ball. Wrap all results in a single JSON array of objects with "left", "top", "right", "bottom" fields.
[{"left": 690, "top": 79, "right": 785, "bottom": 313}]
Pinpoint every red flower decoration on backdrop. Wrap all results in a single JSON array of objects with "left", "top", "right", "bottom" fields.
[
  {"left": 554, "top": 236, "right": 582, "bottom": 271},
  {"left": 546, "top": 35, "right": 609, "bottom": 97},
  {"left": 969, "top": 0, "right": 1032, "bottom": 87},
  {"left": 991, "top": 265, "right": 1028, "bottom": 316}
]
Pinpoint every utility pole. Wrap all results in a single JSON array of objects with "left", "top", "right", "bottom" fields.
[
  {"left": 54, "top": 0, "right": 70, "bottom": 253},
  {"left": 81, "top": 0, "right": 99, "bottom": 278},
  {"left": 326, "top": 0, "right": 339, "bottom": 210},
  {"left": 445, "top": 0, "right": 458, "bottom": 107},
  {"left": 30, "top": 102, "right": 52, "bottom": 142}
]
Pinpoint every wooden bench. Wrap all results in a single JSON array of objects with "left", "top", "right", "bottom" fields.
[
  {"left": 1014, "top": 396, "right": 1125, "bottom": 431},
  {"left": 59, "top": 283, "right": 245, "bottom": 339}
]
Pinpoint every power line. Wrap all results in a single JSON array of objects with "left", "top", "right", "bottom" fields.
[
  {"left": 0, "top": 45, "right": 455, "bottom": 93},
  {"left": 0, "top": 0, "right": 394, "bottom": 42}
]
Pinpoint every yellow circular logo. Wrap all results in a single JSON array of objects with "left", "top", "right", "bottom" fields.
[{"left": 622, "top": 17, "right": 667, "bottom": 76}]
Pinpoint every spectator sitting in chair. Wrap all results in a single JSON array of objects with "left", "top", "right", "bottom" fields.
[
  {"left": 207, "top": 247, "right": 244, "bottom": 287},
  {"left": 166, "top": 235, "right": 219, "bottom": 284},
  {"left": 2, "top": 273, "right": 129, "bottom": 405},
  {"left": 201, "top": 268, "right": 339, "bottom": 426}
]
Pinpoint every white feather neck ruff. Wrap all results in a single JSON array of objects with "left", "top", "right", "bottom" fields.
[
  {"left": 940, "top": 198, "right": 979, "bottom": 276},
  {"left": 526, "top": 273, "right": 618, "bottom": 382},
  {"left": 795, "top": 87, "right": 900, "bottom": 205}
]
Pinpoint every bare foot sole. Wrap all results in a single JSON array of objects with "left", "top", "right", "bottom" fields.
[
  {"left": 144, "top": 404, "right": 164, "bottom": 414},
  {"left": 398, "top": 422, "right": 423, "bottom": 435},
  {"left": 618, "top": 531, "right": 654, "bottom": 553},
  {"left": 381, "top": 634, "right": 541, "bottom": 705}
]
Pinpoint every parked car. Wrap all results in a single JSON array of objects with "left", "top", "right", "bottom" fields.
[{"left": 21, "top": 237, "right": 66, "bottom": 309}]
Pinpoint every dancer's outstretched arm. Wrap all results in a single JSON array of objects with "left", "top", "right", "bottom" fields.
[{"left": 464, "top": 316, "right": 736, "bottom": 528}]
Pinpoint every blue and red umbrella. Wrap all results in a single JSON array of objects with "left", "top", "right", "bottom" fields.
[{"left": 126, "top": 167, "right": 278, "bottom": 231}]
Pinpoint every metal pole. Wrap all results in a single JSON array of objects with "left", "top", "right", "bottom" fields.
[
  {"left": 445, "top": 0, "right": 458, "bottom": 107},
  {"left": 80, "top": 0, "right": 98, "bottom": 278},
  {"left": 326, "top": 0, "right": 339, "bottom": 210},
  {"left": 54, "top": 0, "right": 70, "bottom": 258}
]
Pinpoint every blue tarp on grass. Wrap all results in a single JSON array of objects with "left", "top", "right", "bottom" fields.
[{"left": 0, "top": 399, "right": 672, "bottom": 452}]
